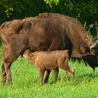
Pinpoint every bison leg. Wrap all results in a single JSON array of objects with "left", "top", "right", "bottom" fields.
[
  {"left": 4, "top": 61, "right": 12, "bottom": 84},
  {"left": 2, "top": 58, "right": 13, "bottom": 84},
  {"left": 2, "top": 63, "right": 6, "bottom": 84},
  {"left": 47, "top": 38, "right": 61, "bottom": 51},
  {"left": 44, "top": 70, "right": 51, "bottom": 83},
  {"left": 2, "top": 46, "right": 27, "bottom": 84}
]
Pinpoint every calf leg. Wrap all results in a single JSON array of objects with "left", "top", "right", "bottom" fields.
[
  {"left": 58, "top": 58, "right": 74, "bottom": 81},
  {"left": 61, "top": 71, "right": 68, "bottom": 81},
  {"left": 44, "top": 70, "right": 51, "bottom": 83},
  {"left": 53, "top": 67, "right": 59, "bottom": 81},
  {"left": 44, "top": 67, "right": 59, "bottom": 83},
  {"left": 39, "top": 69, "right": 45, "bottom": 85},
  {"left": 62, "top": 66, "right": 74, "bottom": 81},
  {"left": 69, "top": 68, "right": 74, "bottom": 81}
]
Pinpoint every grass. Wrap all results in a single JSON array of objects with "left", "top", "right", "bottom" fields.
[{"left": 0, "top": 42, "right": 98, "bottom": 98}]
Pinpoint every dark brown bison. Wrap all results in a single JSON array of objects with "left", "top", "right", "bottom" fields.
[
  {"left": 23, "top": 49, "right": 74, "bottom": 85},
  {"left": 0, "top": 13, "right": 98, "bottom": 84}
]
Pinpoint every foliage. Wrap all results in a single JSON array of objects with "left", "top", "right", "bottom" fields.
[{"left": 44, "top": 0, "right": 59, "bottom": 6}]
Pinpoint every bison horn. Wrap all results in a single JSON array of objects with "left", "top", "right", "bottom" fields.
[{"left": 90, "top": 43, "right": 96, "bottom": 49}]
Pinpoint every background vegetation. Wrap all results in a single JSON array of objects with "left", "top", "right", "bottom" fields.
[{"left": 0, "top": 0, "right": 98, "bottom": 37}]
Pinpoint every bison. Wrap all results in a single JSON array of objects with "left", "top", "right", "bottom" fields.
[
  {"left": 0, "top": 13, "right": 98, "bottom": 84},
  {"left": 23, "top": 49, "right": 74, "bottom": 85}
]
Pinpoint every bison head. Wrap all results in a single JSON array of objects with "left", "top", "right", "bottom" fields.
[
  {"left": 82, "top": 38, "right": 98, "bottom": 70},
  {"left": 83, "top": 53, "right": 98, "bottom": 70}
]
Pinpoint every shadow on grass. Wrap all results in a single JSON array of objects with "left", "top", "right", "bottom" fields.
[
  {"left": 49, "top": 71, "right": 98, "bottom": 85},
  {"left": 74, "top": 72, "right": 98, "bottom": 85}
]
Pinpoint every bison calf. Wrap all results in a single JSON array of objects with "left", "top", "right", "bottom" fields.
[{"left": 23, "top": 49, "right": 74, "bottom": 85}]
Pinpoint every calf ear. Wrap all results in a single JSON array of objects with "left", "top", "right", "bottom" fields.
[{"left": 29, "top": 53, "right": 34, "bottom": 57}]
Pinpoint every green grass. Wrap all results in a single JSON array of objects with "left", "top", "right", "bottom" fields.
[{"left": 0, "top": 43, "right": 98, "bottom": 98}]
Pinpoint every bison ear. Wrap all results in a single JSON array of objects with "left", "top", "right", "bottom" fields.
[
  {"left": 80, "top": 45, "right": 89, "bottom": 53},
  {"left": 80, "top": 46, "right": 84, "bottom": 53}
]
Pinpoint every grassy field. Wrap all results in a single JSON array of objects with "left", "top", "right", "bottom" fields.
[{"left": 0, "top": 42, "right": 98, "bottom": 98}]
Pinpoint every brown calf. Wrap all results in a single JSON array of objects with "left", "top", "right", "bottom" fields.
[{"left": 23, "top": 49, "right": 74, "bottom": 85}]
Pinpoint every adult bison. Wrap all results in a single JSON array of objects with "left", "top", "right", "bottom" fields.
[{"left": 0, "top": 13, "right": 98, "bottom": 84}]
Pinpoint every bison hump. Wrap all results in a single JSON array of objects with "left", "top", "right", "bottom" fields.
[{"left": 1, "top": 19, "right": 32, "bottom": 36}]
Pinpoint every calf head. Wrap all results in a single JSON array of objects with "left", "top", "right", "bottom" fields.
[{"left": 23, "top": 49, "right": 34, "bottom": 60}]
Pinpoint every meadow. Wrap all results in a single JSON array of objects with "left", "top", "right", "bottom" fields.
[{"left": 0, "top": 41, "right": 98, "bottom": 98}]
